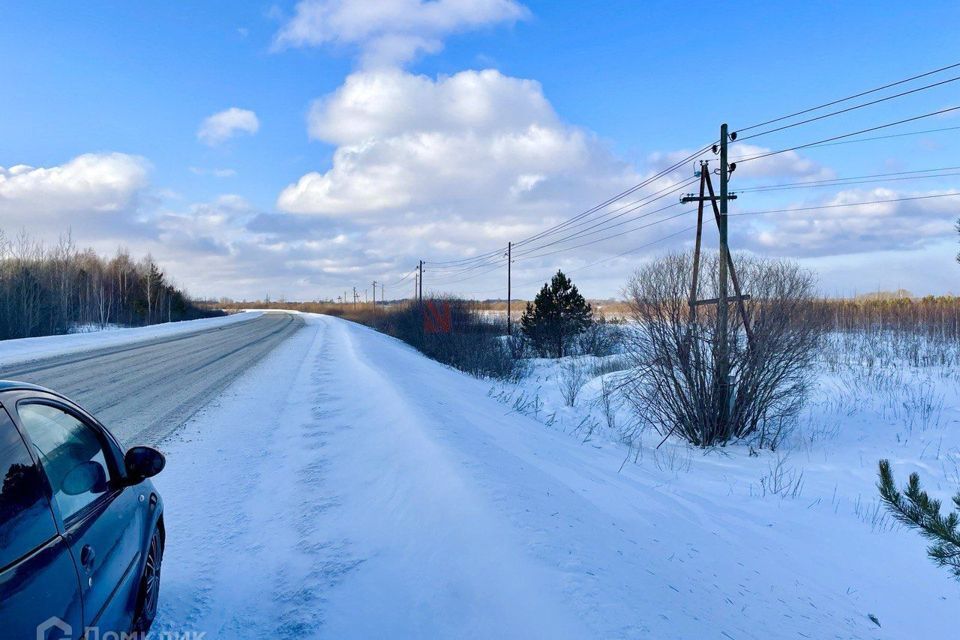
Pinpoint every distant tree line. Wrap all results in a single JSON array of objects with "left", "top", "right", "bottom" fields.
[{"left": 0, "top": 230, "right": 217, "bottom": 340}]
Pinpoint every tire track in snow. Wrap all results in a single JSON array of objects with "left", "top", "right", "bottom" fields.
[{"left": 304, "top": 316, "right": 590, "bottom": 640}]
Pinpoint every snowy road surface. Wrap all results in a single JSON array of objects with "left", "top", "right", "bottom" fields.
[
  {"left": 0, "top": 312, "right": 303, "bottom": 444},
  {"left": 151, "top": 313, "right": 924, "bottom": 639}
]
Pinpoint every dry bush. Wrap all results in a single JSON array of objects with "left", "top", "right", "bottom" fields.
[
  {"left": 557, "top": 357, "right": 589, "bottom": 407},
  {"left": 623, "top": 251, "right": 823, "bottom": 448}
]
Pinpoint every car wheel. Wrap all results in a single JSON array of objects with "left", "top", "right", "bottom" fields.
[{"left": 132, "top": 527, "right": 163, "bottom": 632}]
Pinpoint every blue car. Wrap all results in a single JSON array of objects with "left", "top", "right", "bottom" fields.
[{"left": 0, "top": 381, "right": 165, "bottom": 639}]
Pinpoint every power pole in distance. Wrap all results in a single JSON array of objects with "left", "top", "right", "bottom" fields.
[
  {"left": 506, "top": 242, "right": 512, "bottom": 335},
  {"left": 418, "top": 260, "right": 424, "bottom": 304},
  {"left": 353, "top": 286, "right": 358, "bottom": 309},
  {"left": 371, "top": 280, "right": 377, "bottom": 309}
]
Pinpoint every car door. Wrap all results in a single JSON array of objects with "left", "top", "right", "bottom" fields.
[
  {"left": 0, "top": 402, "right": 83, "bottom": 640},
  {"left": 16, "top": 400, "right": 144, "bottom": 635}
]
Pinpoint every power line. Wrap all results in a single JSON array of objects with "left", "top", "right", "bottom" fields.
[
  {"left": 510, "top": 178, "right": 697, "bottom": 258},
  {"left": 424, "top": 147, "right": 711, "bottom": 271},
  {"left": 514, "top": 208, "right": 696, "bottom": 261},
  {"left": 736, "top": 60, "right": 960, "bottom": 133},
  {"left": 513, "top": 142, "right": 716, "bottom": 248},
  {"left": 801, "top": 124, "right": 960, "bottom": 149},
  {"left": 738, "top": 167, "right": 960, "bottom": 193},
  {"left": 515, "top": 176, "right": 698, "bottom": 252},
  {"left": 455, "top": 225, "right": 699, "bottom": 298},
  {"left": 732, "top": 106, "right": 960, "bottom": 164},
  {"left": 736, "top": 74, "right": 960, "bottom": 142},
  {"left": 513, "top": 200, "right": 686, "bottom": 259},
  {"left": 729, "top": 192, "right": 960, "bottom": 217}
]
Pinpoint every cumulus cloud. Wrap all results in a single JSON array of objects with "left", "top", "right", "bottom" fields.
[
  {"left": 739, "top": 187, "right": 960, "bottom": 256},
  {"left": 272, "top": 0, "right": 528, "bottom": 67},
  {"left": 0, "top": 153, "right": 149, "bottom": 222},
  {"left": 278, "top": 68, "right": 636, "bottom": 225},
  {"left": 197, "top": 108, "right": 260, "bottom": 146}
]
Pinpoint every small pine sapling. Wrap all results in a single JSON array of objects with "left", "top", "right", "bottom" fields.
[{"left": 877, "top": 459, "right": 960, "bottom": 580}]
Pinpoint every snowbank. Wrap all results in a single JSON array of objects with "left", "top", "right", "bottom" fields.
[{"left": 150, "top": 317, "right": 959, "bottom": 638}]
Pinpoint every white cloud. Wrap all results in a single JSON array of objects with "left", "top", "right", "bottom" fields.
[
  {"left": 272, "top": 0, "right": 528, "bottom": 67},
  {"left": 190, "top": 167, "right": 237, "bottom": 178},
  {"left": 278, "top": 68, "right": 636, "bottom": 224},
  {"left": 197, "top": 108, "right": 260, "bottom": 146},
  {"left": 741, "top": 187, "right": 960, "bottom": 256},
  {"left": 0, "top": 153, "right": 149, "bottom": 220}
]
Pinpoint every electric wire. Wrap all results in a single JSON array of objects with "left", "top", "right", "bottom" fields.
[
  {"left": 736, "top": 74, "right": 960, "bottom": 142},
  {"left": 735, "top": 61, "right": 960, "bottom": 133},
  {"left": 732, "top": 106, "right": 960, "bottom": 164},
  {"left": 729, "top": 192, "right": 960, "bottom": 217},
  {"left": 738, "top": 167, "right": 960, "bottom": 193},
  {"left": 510, "top": 178, "right": 697, "bottom": 258}
]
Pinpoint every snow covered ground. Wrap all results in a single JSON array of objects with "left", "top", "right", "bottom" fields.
[
  {"left": 149, "top": 314, "right": 958, "bottom": 638},
  {"left": 0, "top": 311, "right": 260, "bottom": 366}
]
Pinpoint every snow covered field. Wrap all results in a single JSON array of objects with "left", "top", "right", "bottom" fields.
[
  {"left": 0, "top": 311, "right": 260, "bottom": 366},
  {"left": 147, "top": 313, "right": 957, "bottom": 638}
]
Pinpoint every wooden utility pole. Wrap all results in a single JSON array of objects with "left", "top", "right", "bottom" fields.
[
  {"left": 371, "top": 280, "right": 377, "bottom": 309},
  {"left": 506, "top": 242, "right": 512, "bottom": 335},
  {"left": 353, "top": 286, "right": 358, "bottom": 309},
  {"left": 717, "top": 122, "right": 731, "bottom": 419},
  {"left": 418, "top": 260, "right": 423, "bottom": 304},
  {"left": 680, "top": 123, "right": 753, "bottom": 430}
]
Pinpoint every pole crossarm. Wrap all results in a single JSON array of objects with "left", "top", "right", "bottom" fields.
[
  {"left": 690, "top": 294, "right": 752, "bottom": 307},
  {"left": 681, "top": 193, "right": 737, "bottom": 203}
]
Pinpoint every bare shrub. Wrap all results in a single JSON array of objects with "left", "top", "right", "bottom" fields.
[
  {"left": 557, "top": 357, "right": 589, "bottom": 407},
  {"left": 596, "top": 375, "right": 621, "bottom": 431},
  {"left": 572, "top": 318, "right": 621, "bottom": 357},
  {"left": 756, "top": 453, "right": 805, "bottom": 499},
  {"left": 623, "top": 251, "right": 823, "bottom": 448}
]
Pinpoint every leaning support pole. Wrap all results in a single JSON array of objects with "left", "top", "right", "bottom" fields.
[
  {"left": 688, "top": 166, "right": 707, "bottom": 324},
  {"left": 704, "top": 165, "right": 754, "bottom": 346}
]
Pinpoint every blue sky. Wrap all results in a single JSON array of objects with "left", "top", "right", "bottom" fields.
[{"left": 1, "top": 1, "right": 958, "bottom": 300}]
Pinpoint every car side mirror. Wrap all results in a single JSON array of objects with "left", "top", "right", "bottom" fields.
[
  {"left": 62, "top": 461, "right": 108, "bottom": 496},
  {"left": 124, "top": 446, "right": 166, "bottom": 483}
]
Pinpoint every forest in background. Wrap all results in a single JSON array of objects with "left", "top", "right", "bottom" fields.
[{"left": 0, "top": 231, "right": 218, "bottom": 340}]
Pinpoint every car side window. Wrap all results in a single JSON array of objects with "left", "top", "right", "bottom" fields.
[
  {"left": 0, "top": 406, "right": 59, "bottom": 569},
  {"left": 17, "top": 403, "right": 112, "bottom": 523}
]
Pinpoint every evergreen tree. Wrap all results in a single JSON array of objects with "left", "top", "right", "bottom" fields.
[
  {"left": 520, "top": 270, "right": 593, "bottom": 357},
  {"left": 878, "top": 459, "right": 960, "bottom": 580}
]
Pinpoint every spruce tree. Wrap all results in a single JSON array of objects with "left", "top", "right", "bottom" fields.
[
  {"left": 878, "top": 459, "right": 960, "bottom": 580},
  {"left": 520, "top": 270, "right": 593, "bottom": 357}
]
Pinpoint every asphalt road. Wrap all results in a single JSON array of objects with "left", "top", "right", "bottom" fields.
[{"left": 0, "top": 312, "right": 304, "bottom": 446}]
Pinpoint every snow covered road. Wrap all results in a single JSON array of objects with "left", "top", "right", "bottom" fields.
[
  {"left": 152, "top": 313, "right": 924, "bottom": 639},
  {"left": 0, "top": 312, "right": 302, "bottom": 444}
]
